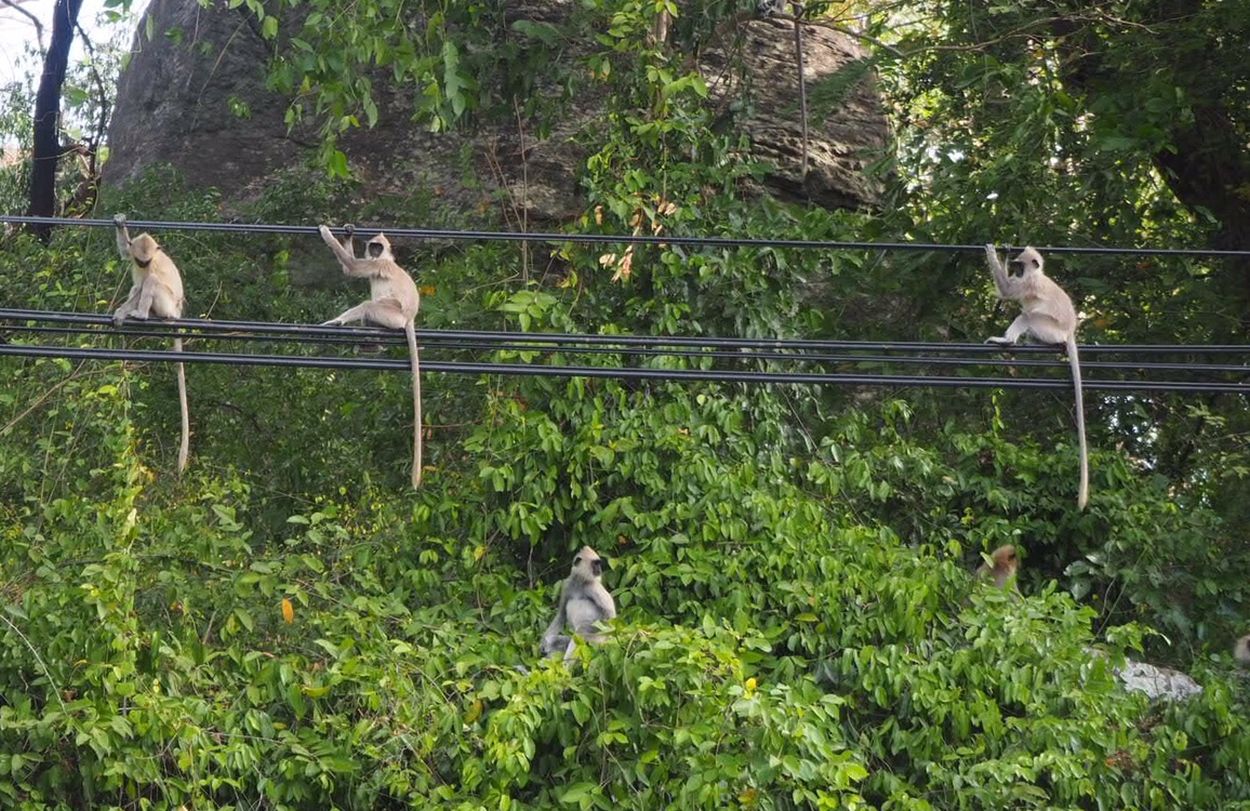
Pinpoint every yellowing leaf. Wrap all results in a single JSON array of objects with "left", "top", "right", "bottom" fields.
[
  {"left": 281, "top": 597, "right": 295, "bottom": 625},
  {"left": 611, "top": 249, "right": 634, "bottom": 283}
]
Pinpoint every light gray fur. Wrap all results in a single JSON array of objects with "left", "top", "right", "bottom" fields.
[
  {"left": 985, "top": 244, "right": 1089, "bottom": 510},
  {"left": 319, "top": 225, "right": 424, "bottom": 489},
  {"left": 113, "top": 214, "right": 191, "bottom": 475},
  {"left": 1234, "top": 634, "right": 1250, "bottom": 666},
  {"left": 541, "top": 545, "right": 616, "bottom": 661}
]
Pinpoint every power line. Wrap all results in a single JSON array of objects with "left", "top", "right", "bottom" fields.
[
  {"left": 1, "top": 342, "right": 1247, "bottom": 394},
  {"left": 3, "top": 308, "right": 1247, "bottom": 356},
  {"left": 4, "top": 214, "right": 1250, "bottom": 258},
  {"left": 7, "top": 320, "right": 1250, "bottom": 376},
  {"left": 3, "top": 308, "right": 1248, "bottom": 392}
]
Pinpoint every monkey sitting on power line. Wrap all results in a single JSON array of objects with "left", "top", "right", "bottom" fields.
[
  {"left": 975, "top": 544, "right": 1019, "bottom": 589},
  {"left": 985, "top": 244, "right": 1090, "bottom": 510},
  {"left": 318, "top": 223, "right": 424, "bottom": 489},
  {"left": 113, "top": 213, "right": 191, "bottom": 475},
  {"left": 541, "top": 546, "right": 616, "bottom": 661}
]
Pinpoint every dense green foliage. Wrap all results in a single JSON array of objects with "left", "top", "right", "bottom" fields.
[
  {"left": 4, "top": 0, "right": 1250, "bottom": 807},
  {"left": 4, "top": 294, "right": 1250, "bottom": 806}
]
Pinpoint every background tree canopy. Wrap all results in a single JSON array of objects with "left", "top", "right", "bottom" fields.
[{"left": 1, "top": 0, "right": 1249, "bottom": 807}]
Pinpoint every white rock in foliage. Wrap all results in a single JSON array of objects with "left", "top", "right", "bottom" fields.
[{"left": 1114, "top": 660, "right": 1203, "bottom": 701}]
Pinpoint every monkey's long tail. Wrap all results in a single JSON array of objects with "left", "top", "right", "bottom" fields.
[
  {"left": 405, "top": 321, "right": 423, "bottom": 489},
  {"left": 1066, "top": 334, "right": 1089, "bottom": 510},
  {"left": 174, "top": 337, "right": 190, "bottom": 475}
]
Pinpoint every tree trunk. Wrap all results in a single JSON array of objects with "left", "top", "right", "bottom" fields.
[{"left": 26, "top": 0, "right": 84, "bottom": 242}]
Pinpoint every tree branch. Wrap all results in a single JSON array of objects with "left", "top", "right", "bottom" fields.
[{"left": 0, "top": 0, "right": 44, "bottom": 52}]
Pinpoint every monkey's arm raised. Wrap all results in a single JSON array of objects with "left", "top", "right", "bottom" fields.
[
  {"left": 985, "top": 244, "right": 1022, "bottom": 301},
  {"left": 319, "top": 225, "right": 373, "bottom": 277},
  {"left": 111, "top": 215, "right": 146, "bottom": 323},
  {"left": 114, "top": 214, "right": 132, "bottom": 262}
]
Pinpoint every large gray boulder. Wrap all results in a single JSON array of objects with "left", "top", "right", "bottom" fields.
[
  {"left": 104, "top": 0, "right": 296, "bottom": 199},
  {"left": 700, "top": 17, "right": 888, "bottom": 210},
  {"left": 105, "top": 0, "right": 889, "bottom": 219}
]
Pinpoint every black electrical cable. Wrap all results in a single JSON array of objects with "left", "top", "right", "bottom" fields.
[
  {"left": 7, "top": 321, "right": 1250, "bottom": 376},
  {"left": 3, "top": 308, "right": 1248, "bottom": 356},
  {"left": 0, "top": 323, "right": 385, "bottom": 347},
  {"left": 1, "top": 342, "right": 1247, "bottom": 393},
  {"left": 4, "top": 214, "right": 1250, "bottom": 258}
]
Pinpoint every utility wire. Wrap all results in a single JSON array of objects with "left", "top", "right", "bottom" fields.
[
  {"left": 6, "top": 320, "right": 1250, "bottom": 376},
  {"left": 3, "top": 309, "right": 1247, "bottom": 390},
  {"left": 3, "top": 308, "right": 1248, "bottom": 356},
  {"left": 4, "top": 214, "right": 1250, "bottom": 257},
  {"left": 1, "top": 342, "right": 1246, "bottom": 393}
]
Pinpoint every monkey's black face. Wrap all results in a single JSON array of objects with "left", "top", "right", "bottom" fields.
[
  {"left": 590, "top": 559, "right": 603, "bottom": 576},
  {"left": 1008, "top": 258, "right": 1025, "bottom": 277},
  {"left": 135, "top": 257, "right": 152, "bottom": 268},
  {"left": 367, "top": 241, "right": 385, "bottom": 258}
]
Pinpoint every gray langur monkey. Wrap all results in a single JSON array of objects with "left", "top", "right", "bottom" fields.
[
  {"left": 319, "top": 224, "right": 424, "bottom": 489},
  {"left": 541, "top": 546, "right": 616, "bottom": 661},
  {"left": 1234, "top": 634, "right": 1250, "bottom": 667},
  {"left": 113, "top": 214, "right": 191, "bottom": 474},
  {"left": 975, "top": 544, "right": 1019, "bottom": 589},
  {"left": 985, "top": 244, "right": 1089, "bottom": 510}
]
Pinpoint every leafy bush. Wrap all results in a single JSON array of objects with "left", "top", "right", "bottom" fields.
[
  {"left": 4, "top": 0, "right": 1250, "bottom": 805},
  {"left": 3, "top": 342, "right": 1249, "bottom": 806}
]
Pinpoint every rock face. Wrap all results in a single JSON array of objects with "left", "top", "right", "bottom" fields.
[
  {"left": 700, "top": 17, "right": 888, "bottom": 211},
  {"left": 105, "top": 0, "right": 889, "bottom": 219},
  {"left": 105, "top": 0, "right": 298, "bottom": 198}
]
